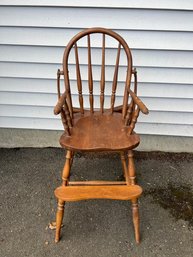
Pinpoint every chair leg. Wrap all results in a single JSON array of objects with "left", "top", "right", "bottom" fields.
[
  {"left": 55, "top": 200, "right": 65, "bottom": 243},
  {"left": 120, "top": 152, "right": 130, "bottom": 184},
  {"left": 127, "top": 150, "right": 136, "bottom": 185},
  {"left": 62, "top": 150, "right": 73, "bottom": 186},
  {"left": 54, "top": 150, "right": 72, "bottom": 242},
  {"left": 132, "top": 199, "right": 140, "bottom": 244},
  {"left": 127, "top": 150, "right": 140, "bottom": 243},
  {"left": 70, "top": 151, "right": 74, "bottom": 168}
]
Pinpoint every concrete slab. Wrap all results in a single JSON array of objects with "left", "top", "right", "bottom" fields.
[
  {"left": 1, "top": 128, "right": 193, "bottom": 152},
  {"left": 0, "top": 148, "right": 193, "bottom": 257}
]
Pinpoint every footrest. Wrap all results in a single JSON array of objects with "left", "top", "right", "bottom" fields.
[{"left": 55, "top": 185, "right": 142, "bottom": 201}]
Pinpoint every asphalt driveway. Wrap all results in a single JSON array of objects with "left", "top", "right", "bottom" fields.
[{"left": 0, "top": 148, "right": 193, "bottom": 257}]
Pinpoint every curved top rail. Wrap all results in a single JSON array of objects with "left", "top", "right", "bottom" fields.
[{"left": 63, "top": 27, "right": 132, "bottom": 73}]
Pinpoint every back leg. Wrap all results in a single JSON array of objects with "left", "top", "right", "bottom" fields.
[
  {"left": 120, "top": 151, "right": 130, "bottom": 184},
  {"left": 70, "top": 151, "right": 74, "bottom": 169},
  {"left": 127, "top": 150, "right": 136, "bottom": 185},
  {"left": 62, "top": 150, "right": 73, "bottom": 186}
]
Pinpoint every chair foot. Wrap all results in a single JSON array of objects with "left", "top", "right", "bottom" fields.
[
  {"left": 132, "top": 199, "right": 140, "bottom": 244},
  {"left": 55, "top": 200, "right": 65, "bottom": 243},
  {"left": 55, "top": 238, "right": 59, "bottom": 243}
]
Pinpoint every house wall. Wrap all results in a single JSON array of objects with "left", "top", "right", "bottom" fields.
[{"left": 0, "top": 1, "right": 193, "bottom": 150}]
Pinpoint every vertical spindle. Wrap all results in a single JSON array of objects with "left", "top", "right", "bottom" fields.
[
  {"left": 63, "top": 99, "right": 72, "bottom": 128},
  {"left": 88, "top": 35, "right": 94, "bottom": 113},
  {"left": 74, "top": 43, "right": 84, "bottom": 114},
  {"left": 128, "top": 106, "right": 140, "bottom": 135},
  {"left": 100, "top": 34, "right": 105, "bottom": 113},
  {"left": 122, "top": 70, "right": 130, "bottom": 119},
  {"left": 125, "top": 100, "right": 134, "bottom": 126},
  {"left": 61, "top": 110, "right": 70, "bottom": 135},
  {"left": 133, "top": 68, "right": 137, "bottom": 94},
  {"left": 111, "top": 43, "right": 121, "bottom": 113},
  {"left": 57, "top": 69, "right": 61, "bottom": 99}
]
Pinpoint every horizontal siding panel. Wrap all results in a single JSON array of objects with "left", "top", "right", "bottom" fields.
[
  {"left": 1, "top": 45, "right": 193, "bottom": 69},
  {"left": 1, "top": 0, "right": 193, "bottom": 10},
  {"left": 1, "top": 77, "right": 193, "bottom": 99},
  {"left": 138, "top": 83, "right": 193, "bottom": 99},
  {"left": 1, "top": 27, "right": 193, "bottom": 51},
  {"left": 0, "top": 116, "right": 63, "bottom": 130},
  {"left": 0, "top": 92, "right": 192, "bottom": 113},
  {"left": 1, "top": 104, "right": 192, "bottom": 125},
  {"left": 0, "top": 78, "right": 57, "bottom": 94},
  {"left": 1, "top": 62, "right": 193, "bottom": 85},
  {"left": 125, "top": 98, "right": 193, "bottom": 113},
  {"left": 0, "top": 116, "right": 192, "bottom": 137},
  {"left": 138, "top": 111, "right": 193, "bottom": 125},
  {"left": 135, "top": 123, "right": 193, "bottom": 137},
  {"left": 1, "top": 7, "right": 193, "bottom": 32},
  {"left": 0, "top": 91, "right": 58, "bottom": 107},
  {"left": 0, "top": 105, "right": 57, "bottom": 120}
]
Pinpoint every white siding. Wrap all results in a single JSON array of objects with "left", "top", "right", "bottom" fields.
[
  {"left": 1, "top": 1, "right": 193, "bottom": 11},
  {"left": 0, "top": 2, "right": 193, "bottom": 137}
]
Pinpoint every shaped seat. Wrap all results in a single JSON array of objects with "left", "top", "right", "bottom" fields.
[
  {"left": 59, "top": 112, "right": 140, "bottom": 151},
  {"left": 52, "top": 27, "right": 149, "bottom": 245}
]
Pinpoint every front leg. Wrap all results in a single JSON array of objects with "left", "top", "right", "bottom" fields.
[{"left": 55, "top": 200, "right": 65, "bottom": 243}]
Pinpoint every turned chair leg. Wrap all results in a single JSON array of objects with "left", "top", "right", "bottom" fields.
[
  {"left": 70, "top": 151, "right": 74, "bottom": 168},
  {"left": 127, "top": 150, "right": 140, "bottom": 243},
  {"left": 55, "top": 200, "right": 65, "bottom": 243},
  {"left": 62, "top": 150, "right": 73, "bottom": 186},
  {"left": 132, "top": 199, "right": 140, "bottom": 244},
  {"left": 55, "top": 150, "right": 73, "bottom": 242},
  {"left": 127, "top": 150, "right": 136, "bottom": 185},
  {"left": 120, "top": 152, "right": 130, "bottom": 184}
]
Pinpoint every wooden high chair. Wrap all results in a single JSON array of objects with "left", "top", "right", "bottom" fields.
[{"left": 53, "top": 27, "right": 149, "bottom": 244}]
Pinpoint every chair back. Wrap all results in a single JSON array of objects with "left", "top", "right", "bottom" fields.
[{"left": 62, "top": 27, "right": 133, "bottom": 118}]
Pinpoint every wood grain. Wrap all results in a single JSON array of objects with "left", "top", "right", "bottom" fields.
[
  {"left": 59, "top": 112, "right": 140, "bottom": 151},
  {"left": 55, "top": 185, "right": 142, "bottom": 201}
]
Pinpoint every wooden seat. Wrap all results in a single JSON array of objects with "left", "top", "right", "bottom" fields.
[
  {"left": 60, "top": 112, "right": 140, "bottom": 151},
  {"left": 52, "top": 27, "right": 149, "bottom": 245},
  {"left": 55, "top": 185, "right": 142, "bottom": 201}
]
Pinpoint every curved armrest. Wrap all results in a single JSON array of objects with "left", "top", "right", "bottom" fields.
[
  {"left": 54, "top": 92, "right": 67, "bottom": 115},
  {"left": 128, "top": 88, "right": 149, "bottom": 114}
]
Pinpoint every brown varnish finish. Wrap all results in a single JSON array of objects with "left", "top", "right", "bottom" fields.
[
  {"left": 55, "top": 185, "right": 142, "bottom": 202},
  {"left": 53, "top": 27, "right": 149, "bottom": 245},
  {"left": 60, "top": 112, "right": 140, "bottom": 151}
]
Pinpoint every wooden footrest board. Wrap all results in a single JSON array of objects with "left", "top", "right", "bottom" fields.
[{"left": 55, "top": 185, "right": 142, "bottom": 201}]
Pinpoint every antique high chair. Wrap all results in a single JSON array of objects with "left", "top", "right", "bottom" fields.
[{"left": 53, "top": 27, "right": 149, "bottom": 244}]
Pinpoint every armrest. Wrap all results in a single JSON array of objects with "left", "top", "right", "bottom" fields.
[
  {"left": 54, "top": 92, "right": 67, "bottom": 115},
  {"left": 127, "top": 88, "right": 149, "bottom": 115}
]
